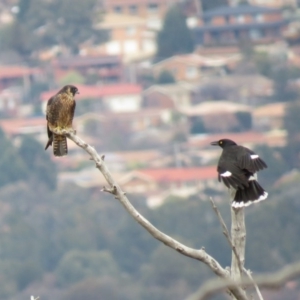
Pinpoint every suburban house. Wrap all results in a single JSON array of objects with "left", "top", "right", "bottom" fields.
[
  {"left": 152, "top": 53, "right": 241, "bottom": 82},
  {"left": 0, "top": 66, "right": 42, "bottom": 90},
  {"left": 197, "top": 75, "right": 273, "bottom": 105},
  {"left": 248, "top": 0, "right": 297, "bottom": 8},
  {"left": 51, "top": 55, "right": 124, "bottom": 84},
  {"left": 193, "top": 5, "right": 288, "bottom": 46},
  {"left": 119, "top": 166, "right": 219, "bottom": 206},
  {"left": 142, "top": 82, "right": 198, "bottom": 109},
  {"left": 75, "top": 108, "right": 172, "bottom": 134},
  {"left": 95, "top": 13, "right": 156, "bottom": 61},
  {"left": 40, "top": 84, "right": 142, "bottom": 113},
  {"left": 103, "top": 0, "right": 181, "bottom": 30},
  {"left": 180, "top": 101, "right": 252, "bottom": 133},
  {"left": 0, "top": 117, "right": 46, "bottom": 139},
  {"left": 252, "top": 102, "right": 286, "bottom": 131}
]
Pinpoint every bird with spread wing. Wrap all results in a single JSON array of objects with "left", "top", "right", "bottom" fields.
[{"left": 45, "top": 85, "right": 78, "bottom": 157}]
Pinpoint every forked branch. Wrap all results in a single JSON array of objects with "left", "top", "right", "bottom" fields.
[
  {"left": 186, "top": 261, "right": 300, "bottom": 300},
  {"left": 66, "top": 132, "right": 248, "bottom": 300}
]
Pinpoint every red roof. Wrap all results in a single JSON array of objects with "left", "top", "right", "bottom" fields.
[
  {"left": 0, "top": 118, "right": 45, "bottom": 135},
  {"left": 137, "top": 167, "right": 217, "bottom": 182},
  {"left": 41, "top": 84, "right": 142, "bottom": 102},
  {"left": 0, "top": 66, "right": 41, "bottom": 80}
]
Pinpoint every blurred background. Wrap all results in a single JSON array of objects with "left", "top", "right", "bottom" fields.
[{"left": 0, "top": 0, "right": 300, "bottom": 299}]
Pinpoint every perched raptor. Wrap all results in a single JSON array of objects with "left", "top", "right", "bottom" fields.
[
  {"left": 211, "top": 139, "right": 268, "bottom": 208},
  {"left": 45, "top": 85, "right": 78, "bottom": 157}
]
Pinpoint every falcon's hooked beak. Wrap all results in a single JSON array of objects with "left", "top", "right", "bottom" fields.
[{"left": 210, "top": 141, "right": 219, "bottom": 146}]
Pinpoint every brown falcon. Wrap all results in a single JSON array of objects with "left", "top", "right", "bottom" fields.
[{"left": 45, "top": 85, "right": 78, "bottom": 156}]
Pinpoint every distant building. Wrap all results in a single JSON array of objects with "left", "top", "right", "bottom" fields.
[
  {"left": 152, "top": 53, "right": 241, "bottom": 82},
  {"left": 51, "top": 55, "right": 123, "bottom": 84},
  {"left": 248, "top": 0, "right": 297, "bottom": 9},
  {"left": 193, "top": 5, "right": 288, "bottom": 47},
  {"left": 0, "top": 65, "right": 41, "bottom": 90},
  {"left": 252, "top": 102, "right": 286, "bottom": 131},
  {"left": 180, "top": 100, "right": 252, "bottom": 133},
  {"left": 119, "top": 166, "right": 219, "bottom": 206},
  {"left": 95, "top": 13, "right": 156, "bottom": 61},
  {"left": 103, "top": 0, "right": 181, "bottom": 30},
  {"left": 143, "top": 82, "right": 197, "bottom": 109}
]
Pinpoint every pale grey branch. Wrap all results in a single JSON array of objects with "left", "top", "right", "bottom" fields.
[
  {"left": 209, "top": 197, "right": 243, "bottom": 275},
  {"left": 66, "top": 132, "right": 248, "bottom": 300},
  {"left": 186, "top": 261, "right": 300, "bottom": 300},
  {"left": 209, "top": 198, "right": 263, "bottom": 300}
]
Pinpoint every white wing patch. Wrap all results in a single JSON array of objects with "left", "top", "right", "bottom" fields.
[
  {"left": 250, "top": 154, "right": 259, "bottom": 159},
  {"left": 248, "top": 174, "right": 257, "bottom": 181},
  {"left": 220, "top": 171, "right": 232, "bottom": 177}
]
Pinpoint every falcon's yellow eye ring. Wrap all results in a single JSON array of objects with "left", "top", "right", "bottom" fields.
[{"left": 220, "top": 141, "right": 223, "bottom": 144}]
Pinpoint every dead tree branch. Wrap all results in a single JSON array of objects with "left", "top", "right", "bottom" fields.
[
  {"left": 66, "top": 132, "right": 248, "bottom": 300},
  {"left": 209, "top": 197, "right": 243, "bottom": 274},
  {"left": 185, "top": 261, "right": 300, "bottom": 300},
  {"left": 209, "top": 197, "right": 263, "bottom": 300}
]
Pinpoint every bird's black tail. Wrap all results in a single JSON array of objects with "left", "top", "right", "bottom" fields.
[
  {"left": 232, "top": 180, "right": 268, "bottom": 208},
  {"left": 53, "top": 134, "right": 68, "bottom": 157}
]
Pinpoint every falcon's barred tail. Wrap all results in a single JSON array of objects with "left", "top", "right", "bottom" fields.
[
  {"left": 232, "top": 180, "right": 268, "bottom": 208},
  {"left": 53, "top": 134, "right": 68, "bottom": 157}
]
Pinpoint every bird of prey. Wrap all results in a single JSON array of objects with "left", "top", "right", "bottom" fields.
[
  {"left": 211, "top": 139, "right": 268, "bottom": 208},
  {"left": 45, "top": 85, "right": 78, "bottom": 157}
]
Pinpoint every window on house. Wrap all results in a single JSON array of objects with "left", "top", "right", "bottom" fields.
[
  {"left": 204, "top": 17, "right": 212, "bottom": 24},
  {"left": 250, "top": 29, "right": 262, "bottom": 40},
  {"left": 148, "top": 3, "right": 159, "bottom": 14},
  {"left": 114, "top": 5, "right": 122, "bottom": 14},
  {"left": 255, "top": 14, "right": 264, "bottom": 22},
  {"left": 186, "top": 66, "right": 198, "bottom": 79},
  {"left": 126, "top": 26, "right": 137, "bottom": 36},
  {"left": 129, "top": 4, "right": 137, "bottom": 14},
  {"left": 237, "top": 15, "right": 245, "bottom": 23}
]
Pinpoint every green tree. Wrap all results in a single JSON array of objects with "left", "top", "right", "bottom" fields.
[
  {"left": 59, "top": 71, "right": 85, "bottom": 86},
  {"left": 6, "top": 0, "right": 107, "bottom": 56},
  {"left": 56, "top": 250, "right": 119, "bottom": 287},
  {"left": 271, "top": 66, "right": 299, "bottom": 101},
  {"left": 254, "top": 145, "right": 289, "bottom": 187},
  {"left": 156, "top": 6, "right": 194, "bottom": 61},
  {"left": 254, "top": 52, "right": 300, "bottom": 101},
  {"left": 282, "top": 101, "right": 300, "bottom": 168},
  {"left": 18, "top": 136, "right": 57, "bottom": 189},
  {"left": 155, "top": 70, "right": 175, "bottom": 84},
  {"left": 0, "top": 128, "right": 28, "bottom": 188}
]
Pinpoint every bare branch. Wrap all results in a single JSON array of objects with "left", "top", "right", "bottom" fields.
[
  {"left": 186, "top": 261, "right": 300, "bottom": 300},
  {"left": 101, "top": 185, "right": 117, "bottom": 195},
  {"left": 243, "top": 268, "right": 264, "bottom": 300},
  {"left": 66, "top": 132, "right": 248, "bottom": 300},
  {"left": 230, "top": 188, "right": 246, "bottom": 280},
  {"left": 209, "top": 197, "right": 243, "bottom": 275}
]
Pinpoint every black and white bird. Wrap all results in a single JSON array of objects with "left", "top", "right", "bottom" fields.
[{"left": 211, "top": 139, "right": 268, "bottom": 208}]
